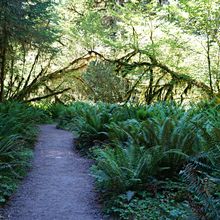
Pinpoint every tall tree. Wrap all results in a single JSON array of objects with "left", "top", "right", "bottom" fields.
[{"left": 0, "top": 0, "right": 59, "bottom": 101}]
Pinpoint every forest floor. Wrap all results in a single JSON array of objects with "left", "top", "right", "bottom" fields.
[{"left": 2, "top": 124, "right": 103, "bottom": 220}]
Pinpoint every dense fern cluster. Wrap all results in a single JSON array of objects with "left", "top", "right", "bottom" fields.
[
  {"left": 0, "top": 102, "right": 49, "bottom": 205},
  {"left": 55, "top": 101, "right": 220, "bottom": 219}
]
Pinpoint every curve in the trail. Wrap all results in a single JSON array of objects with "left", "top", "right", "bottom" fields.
[{"left": 3, "top": 124, "right": 103, "bottom": 220}]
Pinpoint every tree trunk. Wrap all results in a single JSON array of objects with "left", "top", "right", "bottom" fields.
[
  {"left": 0, "top": 1, "right": 8, "bottom": 102},
  {"left": 0, "top": 42, "right": 7, "bottom": 102}
]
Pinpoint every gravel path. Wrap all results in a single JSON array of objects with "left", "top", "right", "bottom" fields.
[{"left": 3, "top": 124, "right": 103, "bottom": 220}]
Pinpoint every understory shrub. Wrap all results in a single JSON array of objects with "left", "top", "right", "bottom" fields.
[
  {"left": 55, "top": 101, "right": 220, "bottom": 219},
  {"left": 0, "top": 102, "right": 49, "bottom": 205},
  {"left": 105, "top": 190, "right": 190, "bottom": 220}
]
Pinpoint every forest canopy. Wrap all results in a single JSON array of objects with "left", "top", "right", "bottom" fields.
[{"left": 0, "top": 0, "right": 220, "bottom": 104}]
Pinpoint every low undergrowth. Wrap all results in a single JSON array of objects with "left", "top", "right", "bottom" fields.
[
  {"left": 0, "top": 102, "right": 49, "bottom": 205},
  {"left": 53, "top": 100, "right": 220, "bottom": 219}
]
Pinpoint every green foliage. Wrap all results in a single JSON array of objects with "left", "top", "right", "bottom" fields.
[
  {"left": 56, "top": 100, "right": 220, "bottom": 218},
  {"left": 91, "top": 144, "right": 154, "bottom": 193},
  {"left": 0, "top": 0, "right": 61, "bottom": 103},
  {"left": 0, "top": 102, "right": 49, "bottom": 204},
  {"left": 78, "top": 61, "right": 128, "bottom": 103},
  {"left": 180, "top": 160, "right": 220, "bottom": 220},
  {"left": 0, "top": 0, "right": 59, "bottom": 49},
  {"left": 45, "top": 103, "right": 67, "bottom": 120},
  {"left": 60, "top": 0, "right": 220, "bottom": 104},
  {"left": 55, "top": 102, "right": 113, "bottom": 151},
  {"left": 179, "top": 106, "right": 220, "bottom": 219},
  {"left": 105, "top": 191, "right": 190, "bottom": 220},
  {"left": 106, "top": 104, "right": 201, "bottom": 175}
]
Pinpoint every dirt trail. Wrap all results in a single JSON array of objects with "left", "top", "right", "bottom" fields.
[{"left": 3, "top": 125, "right": 103, "bottom": 220}]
